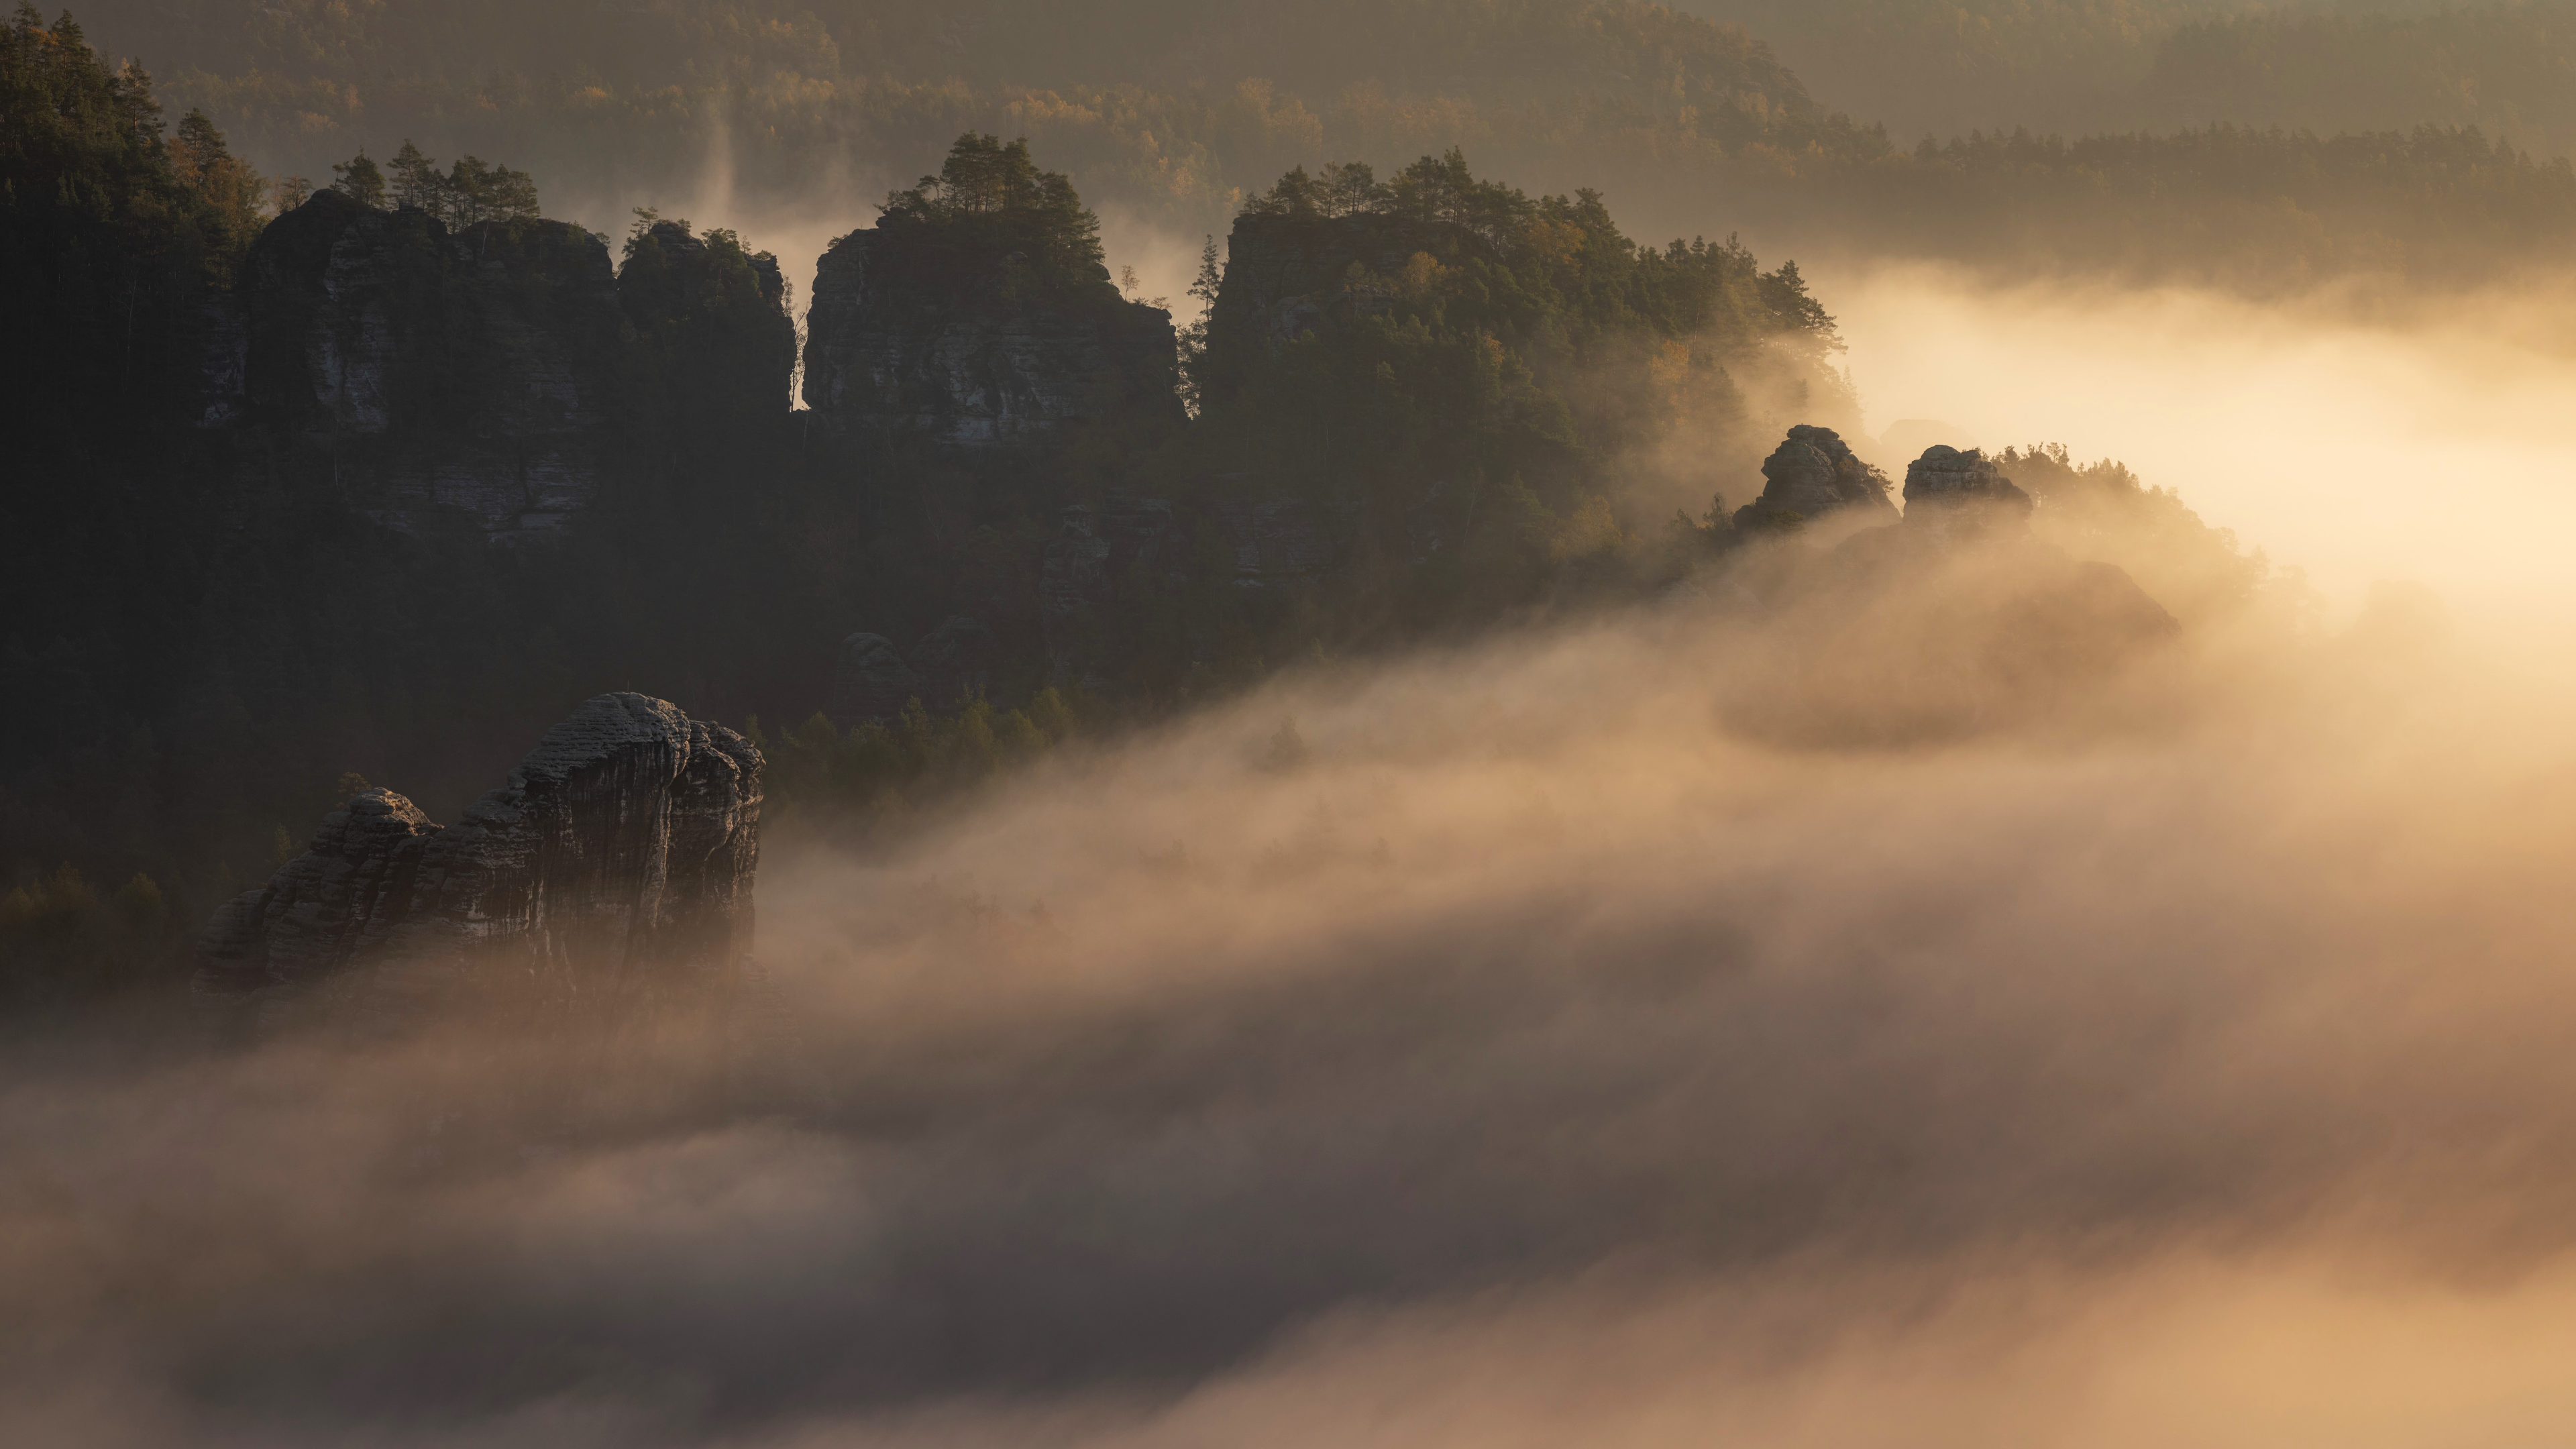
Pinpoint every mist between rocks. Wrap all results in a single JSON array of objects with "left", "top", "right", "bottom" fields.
[{"left": 8, "top": 529, "right": 2576, "bottom": 1446}]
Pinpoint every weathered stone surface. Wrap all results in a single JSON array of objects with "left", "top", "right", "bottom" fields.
[
  {"left": 908, "top": 614, "right": 1001, "bottom": 711},
  {"left": 1199, "top": 211, "right": 1471, "bottom": 403},
  {"left": 195, "top": 693, "right": 762, "bottom": 1030},
  {"left": 1039, "top": 496, "right": 1192, "bottom": 684},
  {"left": 192, "top": 295, "right": 250, "bottom": 427},
  {"left": 830, "top": 633, "right": 923, "bottom": 725},
  {"left": 1216, "top": 497, "right": 1350, "bottom": 586},
  {"left": 1902, "top": 445, "right": 2035, "bottom": 535},
  {"left": 1733, "top": 425, "right": 1899, "bottom": 531},
  {"left": 235, "top": 189, "right": 626, "bottom": 543},
  {"left": 802, "top": 227, "right": 1181, "bottom": 445}
]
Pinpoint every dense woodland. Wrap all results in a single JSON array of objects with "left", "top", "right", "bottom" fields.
[
  {"left": 1685, "top": 0, "right": 2576, "bottom": 156},
  {"left": 0, "top": 1, "right": 2485, "bottom": 1002},
  {"left": 0, "top": 16, "right": 1942, "bottom": 1000},
  {"left": 46, "top": 0, "right": 2576, "bottom": 292}
]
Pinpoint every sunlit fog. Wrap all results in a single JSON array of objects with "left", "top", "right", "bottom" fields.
[
  {"left": 9, "top": 1, "right": 2576, "bottom": 1444},
  {"left": 1826, "top": 263, "right": 2576, "bottom": 616}
]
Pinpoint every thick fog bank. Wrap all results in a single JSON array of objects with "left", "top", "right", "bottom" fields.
[
  {"left": 1817, "top": 260, "right": 2576, "bottom": 619},
  {"left": 8, "top": 552, "right": 2576, "bottom": 1444}
]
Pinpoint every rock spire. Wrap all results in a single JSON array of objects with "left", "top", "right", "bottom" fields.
[{"left": 195, "top": 693, "right": 763, "bottom": 1032}]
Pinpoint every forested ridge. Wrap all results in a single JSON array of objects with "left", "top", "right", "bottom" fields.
[
  {"left": 46, "top": 0, "right": 2576, "bottom": 292},
  {"left": 0, "top": 1, "right": 2500, "bottom": 1001},
  {"left": 0, "top": 15, "right": 2084, "bottom": 1002}
]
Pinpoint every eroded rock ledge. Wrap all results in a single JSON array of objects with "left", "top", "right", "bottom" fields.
[{"left": 195, "top": 693, "right": 763, "bottom": 1033}]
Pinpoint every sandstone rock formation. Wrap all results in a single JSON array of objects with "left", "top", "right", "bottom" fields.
[
  {"left": 830, "top": 634, "right": 922, "bottom": 724},
  {"left": 1216, "top": 496, "right": 1353, "bottom": 586},
  {"left": 196, "top": 693, "right": 763, "bottom": 1032},
  {"left": 908, "top": 614, "right": 1002, "bottom": 711},
  {"left": 824, "top": 488, "right": 1352, "bottom": 710},
  {"left": 830, "top": 613, "right": 1008, "bottom": 724},
  {"left": 1733, "top": 426, "right": 1900, "bottom": 531},
  {"left": 1902, "top": 445, "right": 2035, "bottom": 535},
  {"left": 802, "top": 225, "right": 1181, "bottom": 445},
  {"left": 1040, "top": 496, "right": 1194, "bottom": 684},
  {"left": 221, "top": 189, "right": 627, "bottom": 542},
  {"left": 1198, "top": 211, "right": 1469, "bottom": 404}
]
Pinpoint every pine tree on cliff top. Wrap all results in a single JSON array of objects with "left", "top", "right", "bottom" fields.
[
  {"left": 330, "top": 150, "right": 386, "bottom": 207},
  {"left": 877, "top": 133, "right": 1108, "bottom": 297}
]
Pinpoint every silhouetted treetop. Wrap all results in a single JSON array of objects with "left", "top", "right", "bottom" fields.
[
  {"left": 875, "top": 133, "right": 1108, "bottom": 294},
  {"left": 380, "top": 139, "right": 539, "bottom": 226}
]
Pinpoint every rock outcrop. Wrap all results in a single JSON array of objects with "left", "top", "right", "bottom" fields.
[
  {"left": 827, "top": 487, "right": 1354, "bottom": 711},
  {"left": 1733, "top": 426, "right": 1900, "bottom": 532},
  {"left": 829, "top": 614, "right": 1005, "bottom": 723},
  {"left": 1040, "top": 496, "right": 1195, "bottom": 685},
  {"left": 908, "top": 614, "right": 1002, "bottom": 711},
  {"left": 1902, "top": 445, "right": 2035, "bottom": 535},
  {"left": 1216, "top": 496, "right": 1353, "bottom": 587},
  {"left": 195, "top": 693, "right": 763, "bottom": 1032},
  {"left": 614, "top": 219, "right": 800, "bottom": 427},
  {"left": 223, "top": 189, "right": 628, "bottom": 542},
  {"left": 830, "top": 633, "right": 924, "bottom": 725},
  {"left": 1199, "top": 211, "right": 1474, "bottom": 404},
  {"left": 802, "top": 226, "right": 1181, "bottom": 445}
]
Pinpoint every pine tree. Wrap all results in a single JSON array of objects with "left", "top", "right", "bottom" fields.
[
  {"left": 877, "top": 133, "right": 1105, "bottom": 289},
  {"left": 165, "top": 108, "right": 266, "bottom": 281},
  {"left": 329, "top": 150, "right": 386, "bottom": 208},
  {"left": 388, "top": 140, "right": 443, "bottom": 217},
  {"left": 1178, "top": 233, "right": 1223, "bottom": 414}
]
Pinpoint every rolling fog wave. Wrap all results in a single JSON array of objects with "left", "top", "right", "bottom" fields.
[{"left": 9, "top": 559, "right": 2576, "bottom": 1445}]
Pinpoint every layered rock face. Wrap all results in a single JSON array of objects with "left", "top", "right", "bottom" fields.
[
  {"left": 831, "top": 616, "right": 1003, "bottom": 723},
  {"left": 1040, "top": 496, "right": 1192, "bottom": 686},
  {"left": 196, "top": 694, "right": 763, "bottom": 1030},
  {"left": 827, "top": 488, "right": 1355, "bottom": 709},
  {"left": 909, "top": 614, "right": 1002, "bottom": 710},
  {"left": 1216, "top": 496, "right": 1353, "bottom": 586},
  {"left": 1902, "top": 445, "right": 2035, "bottom": 535},
  {"left": 831, "top": 633, "right": 922, "bottom": 724},
  {"left": 1733, "top": 426, "right": 1900, "bottom": 531},
  {"left": 802, "top": 227, "right": 1181, "bottom": 445},
  {"left": 220, "top": 189, "right": 627, "bottom": 542}
]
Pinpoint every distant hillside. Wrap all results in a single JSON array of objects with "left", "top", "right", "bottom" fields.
[
  {"left": 66, "top": 0, "right": 1872, "bottom": 230},
  {"left": 2145, "top": 3, "right": 2576, "bottom": 159}
]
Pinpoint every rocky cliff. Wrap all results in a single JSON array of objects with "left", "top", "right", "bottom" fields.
[
  {"left": 1199, "top": 211, "right": 1475, "bottom": 404},
  {"left": 802, "top": 226, "right": 1181, "bottom": 445},
  {"left": 828, "top": 488, "right": 1354, "bottom": 710},
  {"left": 1902, "top": 445, "right": 2036, "bottom": 535},
  {"left": 831, "top": 615, "right": 1004, "bottom": 723},
  {"left": 1733, "top": 426, "right": 1901, "bottom": 533},
  {"left": 216, "top": 189, "right": 628, "bottom": 542},
  {"left": 615, "top": 218, "right": 800, "bottom": 428},
  {"left": 195, "top": 693, "right": 763, "bottom": 1032},
  {"left": 1038, "top": 497, "right": 1191, "bottom": 686}
]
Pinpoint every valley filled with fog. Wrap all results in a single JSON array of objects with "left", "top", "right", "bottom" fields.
[{"left": 9, "top": 2, "right": 2576, "bottom": 1444}]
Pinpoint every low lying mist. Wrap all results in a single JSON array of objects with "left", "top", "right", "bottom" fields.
[
  {"left": 1818, "top": 260, "right": 2576, "bottom": 620},
  {"left": 9, "top": 503, "right": 2576, "bottom": 1443}
]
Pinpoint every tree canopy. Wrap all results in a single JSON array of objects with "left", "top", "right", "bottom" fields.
[
  {"left": 875, "top": 132, "right": 1107, "bottom": 293},
  {"left": 382, "top": 140, "right": 540, "bottom": 225}
]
